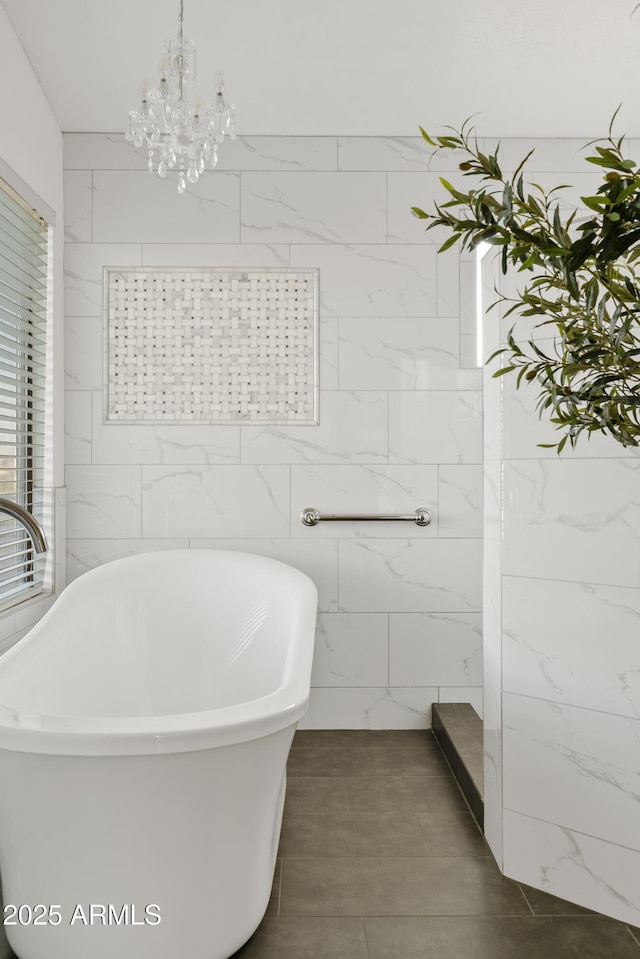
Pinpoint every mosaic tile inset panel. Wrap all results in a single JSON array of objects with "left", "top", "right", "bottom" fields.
[{"left": 104, "top": 267, "right": 318, "bottom": 423}]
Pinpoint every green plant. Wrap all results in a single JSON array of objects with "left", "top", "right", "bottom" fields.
[{"left": 412, "top": 113, "right": 640, "bottom": 452}]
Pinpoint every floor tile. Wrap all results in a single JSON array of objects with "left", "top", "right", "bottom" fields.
[
  {"left": 364, "top": 916, "right": 640, "bottom": 959},
  {"left": 278, "top": 813, "right": 428, "bottom": 858},
  {"left": 346, "top": 775, "right": 468, "bottom": 814},
  {"left": 385, "top": 729, "right": 439, "bottom": 747},
  {"left": 265, "top": 729, "right": 638, "bottom": 956},
  {"left": 284, "top": 778, "right": 349, "bottom": 814},
  {"left": 417, "top": 812, "right": 490, "bottom": 856},
  {"left": 287, "top": 747, "right": 449, "bottom": 778},
  {"left": 292, "top": 730, "right": 399, "bottom": 748},
  {"left": 280, "top": 856, "right": 530, "bottom": 917},
  {"left": 232, "top": 917, "right": 368, "bottom": 958},
  {"left": 518, "top": 882, "right": 596, "bottom": 916}
]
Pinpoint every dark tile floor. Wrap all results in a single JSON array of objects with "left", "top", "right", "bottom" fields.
[{"left": 234, "top": 729, "right": 640, "bottom": 959}]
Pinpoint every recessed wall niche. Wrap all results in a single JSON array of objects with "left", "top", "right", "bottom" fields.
[{"left": 103, "top": 267, "right": 319, "bottom": 424}]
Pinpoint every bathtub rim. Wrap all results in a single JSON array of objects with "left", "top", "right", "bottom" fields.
[{"left": 0, "top": 550, "right": 318, "bottom": 757}]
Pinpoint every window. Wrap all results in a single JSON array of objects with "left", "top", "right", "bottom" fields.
[{"left": 0, "top": 177, "right": 48, "bottom": 609}]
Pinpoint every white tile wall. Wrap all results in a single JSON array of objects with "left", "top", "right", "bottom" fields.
[
  {"left": 389, "top": 391, "right": 483, "bottom": 464},
  {"left": 241, "top": 172, "right": 386, "bottom": 244},
  {"left": 64, "top": 391, "right": 91, "bottom": 464},
  {"left": 502, "top": 576, "right": 640, "bottom": 718},
  {"left": 64, "top": 243, "right": 142, "bottom": 317},
  {"left": 312, "top": 613, "right": 389, "bottom": 687},
  {"left": 141, "top": 465, "right": 291, "bottom": 538},
  {"left": 502, "top": 458, "right": 640, "bottom": 587},
  {"left": 64, "top": 133, "right": 149, "bottom": 170},
  {"left": 482, "top": 138, "right": 591, "bottom": 173},
  {"left": 66, "top": 465, "right": 142, "bottom": 538},
  {"left": 481, "top": 145, "right": 640, "bottom": 923},
  {"left": 290, "top": 244, "right": 437, "bottom": 316},
  {"left": 337, "top": 136, "right": 468, "bottom": 172},
  {"left": 92, "top": 171, "right": 240, "bottom": 243},
  {"left": 91, "top": 393, "right": 240, "bottom": 465},
  {"left": 217, "top": 137, "right": 338, "bottom": 173},
  {"left": 503, "top": 693, "right": 640, "bottom": 853},
  {"left": 64, "top": 133, "right": 483, "bottom": 728},
  {"left": 241, "top": 391, "right": 389, "bottom": 464},
  {"left": 501, "top": 366, "right": 640, "bottom": 460},
  {"left": 63, "top": 170, "right": 92, "bottom": 242},
  {"left": 387, "top": 172, "right": 464, "bottom": 245},
  {"left": 300, "top": 686, "right": 438, "bottom": 730},
  {"left": 389, "top": 612, "right": 482, "bottom": 686},
  {"left": 338, "top": 317, "right": 479, "bottom": 391},
  {"left": 438, "top": 465, "right": 483, "bottom": 538},
  {"left": 319, "top": 317, "right": 339, "bottom": 390},
  {"left": 141, "top": 243, "right": 290, "bottom": 268},
  {"left": 436, "top": 246, "right": 461, "bottom": 317},
  {"left": 503, "top": 810, "right": 640, "bottom": 926},
  {"left": 64, "top": 316, "right": 103, "bottom": 391},
  {"left": 459, "top": 260, "right": 476, "bottom": 335},
  {"left": 66, "top": 538, "right": 190, "bottom": 582},
  {"left": 338, "top": 539, "right": 482, "bottom": 612}
]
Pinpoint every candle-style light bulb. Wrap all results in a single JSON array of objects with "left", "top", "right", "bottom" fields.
[{"left": 215, "top": 71, "right": 224, "bottom": 95}]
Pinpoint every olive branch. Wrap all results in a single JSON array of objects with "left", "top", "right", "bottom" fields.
[{"left": 412, "top": 110, "right": 640, "bottom": 453}]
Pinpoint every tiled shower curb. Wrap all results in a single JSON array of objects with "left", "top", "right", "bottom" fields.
[{"left": 432, "top": 702, "right": 484, "bottom": 829}]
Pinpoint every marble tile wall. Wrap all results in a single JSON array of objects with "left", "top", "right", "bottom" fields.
[
  {"left": 480, "top": 139, "right": 640, "bottom": 924},
  {"left": 63, "top": 134, "right": 483, "bottom": 729}
]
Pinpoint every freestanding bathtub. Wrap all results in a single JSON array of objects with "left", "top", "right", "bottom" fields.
[{"left": 0, "top": 549, "right": 318, "bottom": 959}]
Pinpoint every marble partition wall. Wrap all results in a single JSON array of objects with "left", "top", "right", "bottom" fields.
[
  {"left": 480, "top": 136, "right": 640, "bottom": 924},
  {"left": 63, "top": 133, "right": 484, "bottom": 728}
]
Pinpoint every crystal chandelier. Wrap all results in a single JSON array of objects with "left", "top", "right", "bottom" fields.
[{"left": 125, "top": 0, "right": 235, "bottom": 193}]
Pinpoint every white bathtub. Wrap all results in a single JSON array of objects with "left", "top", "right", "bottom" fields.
[{"left": 0, "top": 549, "right": 318, "bottom": 959}]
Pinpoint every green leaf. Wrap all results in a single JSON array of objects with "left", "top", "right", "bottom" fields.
[
  {"left": 437, "top": 234, "right": 459, "bottom": 253},
  {"left": 580, "top": 194, "right": 609, "bottom": 212},
  {"left": 418, "top": 126, "right": 438, "bottom": 147},
  {"left": 439, "top": 177, "right": 466, "bottom": 200}
]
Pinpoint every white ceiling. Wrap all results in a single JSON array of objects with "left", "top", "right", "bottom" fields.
[{"left": 3, "top": 0, "right": 640, "bottom": 138}]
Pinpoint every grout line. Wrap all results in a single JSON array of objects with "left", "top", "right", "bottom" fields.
[
  {"left": 385, "top": 171, "right": 389, "bottom": 243},
  {"left": 274, "top": 909, "right": 618, "bottom": 919},
  {"left": 386, "top": 611, "right": 390, "bottom": 687},
  {"left": 516, "top": 882, "right": 536, "bottom": 916},
  {"left": 625, "top": 925, "right": 640, "bottom": 948},
  {"left": 416, "top": 812, "right": 430, "bottom": 856},
  {"left": 362, "top": 916, "right": 371, "bottom": 959}
]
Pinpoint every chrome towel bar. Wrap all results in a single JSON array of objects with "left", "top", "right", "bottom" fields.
[{"left": 300, "top": 507, "right": 432, "bottom": 528}]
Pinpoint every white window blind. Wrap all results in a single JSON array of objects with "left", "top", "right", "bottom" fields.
[{"left": 0, "top": 177, "right": 48, "bottom": 609}]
